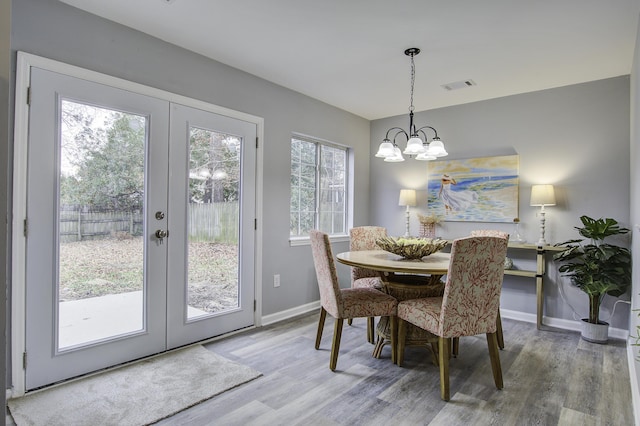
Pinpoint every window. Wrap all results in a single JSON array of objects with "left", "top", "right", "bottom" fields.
[{"left": 290, "top": 135, "right": 348, "bottom": 238}]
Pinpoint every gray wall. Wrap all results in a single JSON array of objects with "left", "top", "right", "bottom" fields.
[
  {"left": 7, "top": 0, "right": 371, "bottom": 385},
  {"left": 370, "top": 76, "right": 631, "bottom": 330}
]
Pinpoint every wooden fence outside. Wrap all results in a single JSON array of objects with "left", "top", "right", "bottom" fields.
[{"left": 59, "top": 202, "right": 239, "bottom": 244}]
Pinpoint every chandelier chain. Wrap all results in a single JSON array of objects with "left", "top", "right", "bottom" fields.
[{"left": 409, "top": 53, "right": 415, "bottom": 113}]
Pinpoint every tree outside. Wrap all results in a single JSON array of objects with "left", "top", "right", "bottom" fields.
[{"left": 57, "top": 100, "right": 241, "bottom": 314}]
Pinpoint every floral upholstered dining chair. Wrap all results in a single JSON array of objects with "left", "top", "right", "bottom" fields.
[
  {"left": 349, "top": 226, "right": 387, "bottom": 289},
  {"left": 469, "top": 229, "right": 509, "bottom": 352},
  {"left": 309, "top": 230, "right": 398, "bottom": 371},
  {"left": 349, "top": 226, "right": 387, "bottom": 342},
  {"left": 396, "top": 235, "right": 509, "bottom": 401}
]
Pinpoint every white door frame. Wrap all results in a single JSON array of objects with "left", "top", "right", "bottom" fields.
[{"left": 11, "top": 51, "right": 264, "bottom": 397}]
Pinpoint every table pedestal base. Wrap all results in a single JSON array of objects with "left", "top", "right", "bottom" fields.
[{"left": 372, "top": 274, "right": 444, "bottom": 359}]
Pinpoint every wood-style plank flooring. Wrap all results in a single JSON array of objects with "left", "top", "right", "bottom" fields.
[{"left": 155, "top": 312, "right": 633, "bottom": 425}]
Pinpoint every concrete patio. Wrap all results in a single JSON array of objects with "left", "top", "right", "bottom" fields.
[{"left": 59, "top": 291, "right": 208, "bottom": 348}]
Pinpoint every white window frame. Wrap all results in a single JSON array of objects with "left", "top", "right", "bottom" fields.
[{"left": 289, "top": 133, "right": 350, "bottom": 246}]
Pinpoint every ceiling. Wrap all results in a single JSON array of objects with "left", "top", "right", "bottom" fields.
[{"left": 59, "top": 0, "right": 640, "bottom": 120}]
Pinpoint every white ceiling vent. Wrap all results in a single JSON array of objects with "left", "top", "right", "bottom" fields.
[{"left": 442, "top": 80, "right": 476, "bottom": 91}]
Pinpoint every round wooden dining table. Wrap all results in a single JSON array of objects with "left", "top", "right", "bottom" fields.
[
  {"left": 336, "top": 249, "right": 452, "bottom": 359},
  {"left": 336, "top": 249, "right": 450, "bottom": 277}
]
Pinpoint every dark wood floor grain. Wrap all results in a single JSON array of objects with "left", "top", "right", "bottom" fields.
[{"left": 154, "top": 312, "right": 633, "bottom": 426}]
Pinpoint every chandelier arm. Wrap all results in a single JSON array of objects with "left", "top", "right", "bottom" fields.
[
  {"left": 384, "top": 127, "right": 409, "bottom": 142},
  {"left": 415, "top": 129, "right": 429, "bottom": 142},
  {"left": 391, "top": 129, "right": 409, "bottom": 145},
  {"left": 415, "top": 126, "right": 439, "bottom": 139}
]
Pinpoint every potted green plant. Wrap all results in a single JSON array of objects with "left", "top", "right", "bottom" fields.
[{"left": 554, "top": 215, "right": 632, "bottom": 343}]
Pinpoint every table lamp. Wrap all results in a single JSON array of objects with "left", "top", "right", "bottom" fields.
[
  {"left": 398, "top": 189, "right": 417, "bottom": 237},
  {"left": 530, "top": 184, "right": 556, "bottom": 246}
]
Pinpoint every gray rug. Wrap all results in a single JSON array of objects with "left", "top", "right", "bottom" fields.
[{"left": 8, "top": 345, "right": 262, "bottom": 425}]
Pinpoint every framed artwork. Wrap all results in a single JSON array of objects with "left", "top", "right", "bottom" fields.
[{"left": 426, "top": 154, "right": 519, "bottom": 222}]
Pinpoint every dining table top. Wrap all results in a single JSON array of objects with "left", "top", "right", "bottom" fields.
[{"left": 336, "top": 250, "right": 451, "bottom": 275}]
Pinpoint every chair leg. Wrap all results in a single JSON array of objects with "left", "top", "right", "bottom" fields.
[
  {"left": 452, "top": 337, "right": 459, "bottom": 358},
  {"left": 438, "top": 337, "right": 451, "bottom": 401},
  {"left": 430, "top": 342, "right": 439, "bottom": 366},
  {"left": 367, "top": 317, "right": 375, "bottom": 344},
  {"left": 390, "top": 316, "right": 397, "bottom": 364},
  {"left": 486, "top": 332, "right": 504, "bottom": 389},
  {"left": 329, "top": 318, "right": 344, "bottom": 371},
  {"left": 397, "top": 318, "right": 407, "bottom": 367},
  {"left": 315, "top": 307, "right": 327, "bottom": 350},
  {"left": 496, "top": 311, "right": 505, "bottom": 350}
]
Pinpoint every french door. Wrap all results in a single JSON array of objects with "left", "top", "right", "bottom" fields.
[
  {"left": 167, "top": 103, "right": 255, "bottom": 347},
  {"left": 24, "top": 67, "right": 256, "bottom": 390}
]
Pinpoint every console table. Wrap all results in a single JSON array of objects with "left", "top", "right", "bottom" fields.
[{"left": 502, "top": 242, "right": 566, "bottom": 329}]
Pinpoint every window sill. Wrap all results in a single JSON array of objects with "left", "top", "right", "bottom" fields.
[{"left": 289, "top": 234, "right": 350, "bottom": 247}]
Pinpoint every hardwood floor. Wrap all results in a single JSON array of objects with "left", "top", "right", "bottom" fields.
[{"left": 155, "top": 312, "right": 633, "bottom": 425}]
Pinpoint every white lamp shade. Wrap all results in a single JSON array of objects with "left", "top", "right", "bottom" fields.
[
  {"left": 415, "top": 152, "right": 437, "bottom": 161},
  {"left": 384, "top": 146, "right": 405, "bottom": 162},
  {"left": 426, "top": 139, "right": 448, "bottom": 157},
  {"left": 403, "top": 137, "right": 426, "bottom": 155},
  {"left": 375, "top": 141, "right": 395, "bottom": 158},
  {"left": 398, "top": 189, "right": 417, "bottom": 206},
  {"left": 530, "top": 184, "right": 556, "bottom": 206}
]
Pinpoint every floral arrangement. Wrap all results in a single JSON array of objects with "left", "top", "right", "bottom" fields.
[
  {"left": 418, "top": 214, "right": 441, "bottom": 225},
  {"left": 418, "top": 214, "right": 441, "bottom": 239}
]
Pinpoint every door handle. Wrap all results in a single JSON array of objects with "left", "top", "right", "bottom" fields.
[{"left": 155, "top": 229, "right": 168, "bottom": 243}]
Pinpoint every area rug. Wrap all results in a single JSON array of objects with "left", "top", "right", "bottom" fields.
[{"left": 7, "top": 345, "right": 261, "bottom": 426}]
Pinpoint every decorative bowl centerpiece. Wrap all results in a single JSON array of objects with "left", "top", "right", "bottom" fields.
[{"left": 376, "top": 236, "right": 448, "bottom": 260}]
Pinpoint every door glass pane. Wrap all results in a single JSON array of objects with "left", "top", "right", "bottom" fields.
[
  {"left": 187, "top": 127, "right": 240, "bottom": 319},
  {"left": 58, "top": 100, "right": 146, "bottom": 350}
]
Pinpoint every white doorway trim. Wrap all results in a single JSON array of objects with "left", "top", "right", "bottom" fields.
[{"left": 11, "top": 51, "right": 264, "bottom": 397}]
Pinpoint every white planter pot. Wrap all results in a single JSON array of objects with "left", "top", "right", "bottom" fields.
[{"left": 580, "top": 319, "right": 609, "bottom": 344}]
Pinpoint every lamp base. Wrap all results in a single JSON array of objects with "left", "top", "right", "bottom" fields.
[
  {"left": 536, "top": 208, "right": 548, "bottom": 248},
  {"left": 404, "top": 206, "right": 411, "bottom": 237}
]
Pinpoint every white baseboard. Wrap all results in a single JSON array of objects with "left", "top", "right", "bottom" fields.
[
  {"left": 260, "top": 304, "right": 630, "bottom": 340},
  {"left": 261, "top": 301, "right": 320, "bottom": 326},
  {"left": 500, "top": 308, "right": 629, "bottom": 340},
  {"left": 499, "top": 308, "right": 538, "bottom": 324}
]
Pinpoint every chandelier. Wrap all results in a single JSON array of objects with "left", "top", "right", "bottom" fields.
[{"left": 375, "top": 48, "right": 448, "bottom": 162}]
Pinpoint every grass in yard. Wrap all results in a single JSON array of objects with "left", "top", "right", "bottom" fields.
[{"left": 59, "top": 237, "right": 239, "bottom": 312}]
